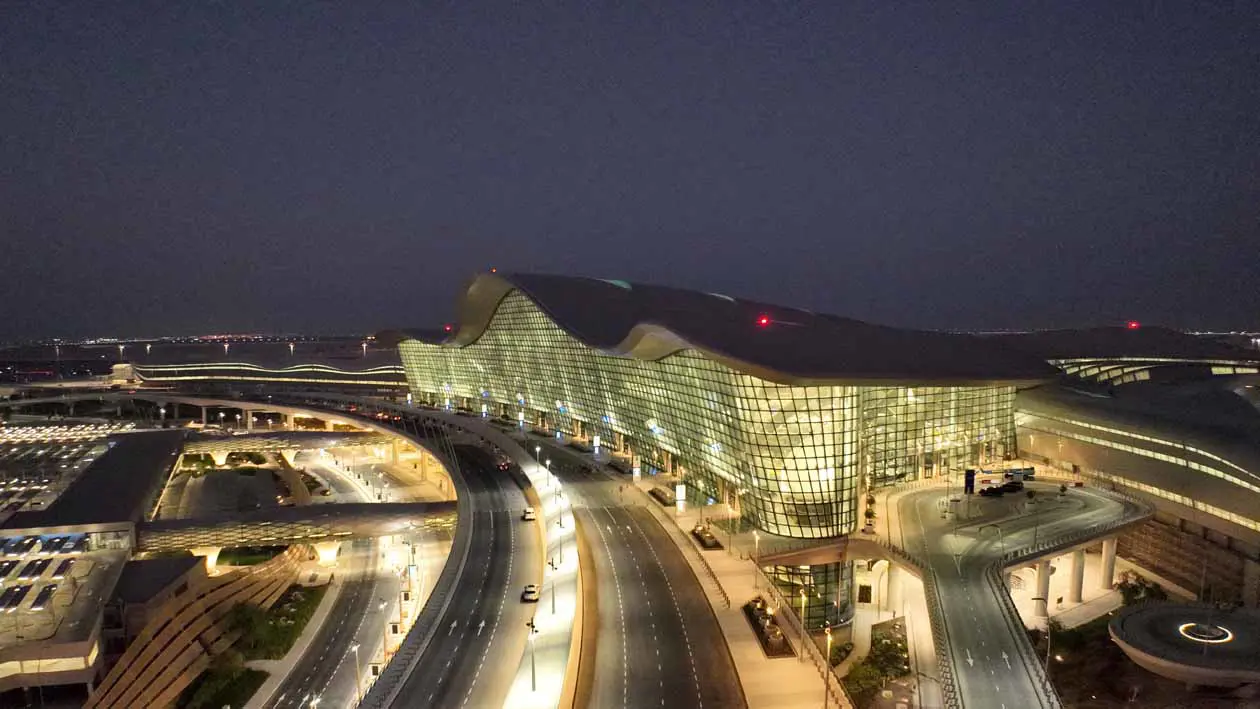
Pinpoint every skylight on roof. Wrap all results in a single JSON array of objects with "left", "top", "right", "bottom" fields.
[{"left": 601, "top": 279, "right": 632, "bottom": 290}]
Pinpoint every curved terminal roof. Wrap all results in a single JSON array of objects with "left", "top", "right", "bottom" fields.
[{"left": 397, "top": 272, "right": 1057, "bottom": 386}]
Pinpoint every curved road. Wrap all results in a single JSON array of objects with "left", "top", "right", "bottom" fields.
[
  {"left": 387, "top": 444, "right": 537, "bottom": 709},
  {"left": 898, "top": 482, "right": 1132, "bottom": 709},
  {"left": 541, "top": 441, "right": 746, "bottom": 709}
]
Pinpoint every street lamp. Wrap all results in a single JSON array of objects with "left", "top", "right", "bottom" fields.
[
  {"left": 526, "top": 618, "right": 539, "bottom": 691},
  {"left": 824, "top": 623, "right": 834, "bottom": 709},
  {"left": 548, "top": 558, "right": 558, "bottom": 614},
  {"left": 234, "top": 413, "right": 241, "bottom": 430},
  {"left": 753, "top": 531, "right": 761, "bottom": 589},
  {"left": 799, "top": 586, "right": 808, "bottom": 664},
  {"left": 218, "top": 411, "right": 225, "bottom": 429},
  {"left": 350, "top": 643, "right": 363, "bottom": 701}
]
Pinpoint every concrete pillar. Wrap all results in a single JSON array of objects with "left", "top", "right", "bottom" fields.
[
  {"left": 391, "top": 441, "right": 401, "bottom": 465},
  {"left": 245, "top": 410, "right": 254, "bottom": 431},
  {"left": 325, "top": 419, "right": 335, "bottom": 431},
  {"left": 210, "top": 451, "right": 230, "bottom": 467},
  {"left": 285, "top": 413, "right": 295, "bottom": 430},
  {"left": 885, "top": 563, "right": 904, "bottom": 615},
  {"left": 314, "top": 541, "right": 341, "bottom": 566},
  {"left": 201, "top": 407, "right": 208, "bottom": 425},
  {"left": 1070, "top": 549, "right": 1086, "bottom": 603},
  {"left": 1100, "top": 537, "right": 1118, "bottom": 590},
  {"left": 279, "top": 450, "right": 297, "bottom": 466},
  {"left": 192, "top": 547, "right": 222, "bottom": 571},
  {"left": 1035, "top": 560, "right": 1051, "bottom": 618}
]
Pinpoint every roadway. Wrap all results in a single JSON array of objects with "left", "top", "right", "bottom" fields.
[
  {"left": 386, "top": 444, "right": 537, "bottom": 709},
  {"left": 268, "top": 536, "right": 390, "bottom": 709},
  {"left": 896, "top": 481, "right": 1128, "bottom": 709},
  {"left": 538, "top": 440, "right": 746, "bottom": 709}
]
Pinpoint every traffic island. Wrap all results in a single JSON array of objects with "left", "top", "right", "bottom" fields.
[{"left": 741, "top": 596, "right": 795, "bottom": 658}]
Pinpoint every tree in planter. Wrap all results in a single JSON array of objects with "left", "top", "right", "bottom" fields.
[{"left": 1026, "top": 489, "right": 1038, "bottom": 506}]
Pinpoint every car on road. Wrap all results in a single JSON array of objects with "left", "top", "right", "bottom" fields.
[
  {"left": 522, "top": 507, "right": 537, "bottom": 521},
  {"left": 520, "top": 584, "right": 540, "bottom": 602},
  {"left": 979, "top": 486, "right": 1005, "bottom": 498},
  {"left": 1000, "top": 480, "right": 1024, "bottom": 493}
]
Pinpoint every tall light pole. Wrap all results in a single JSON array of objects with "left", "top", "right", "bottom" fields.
[
  {"left": 753, "top": 531, "right": 760, "bottom": 589},
  {"left": 350, "top": 642, "right": 363, "bottom": 702},
  {"left": 548, "top": 558, "right": 558, "bottom": 614},
  {"left": 799, "top": 586, "right": 808, "bottom": 664},
  {"left": 526, "top": 618, "right": 538, "bottom": 691},
  {"left": 824, "top": 623, "right": 834, "bottom": 709}
]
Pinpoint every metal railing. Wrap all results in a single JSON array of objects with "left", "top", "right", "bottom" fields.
[{"left": 638, "top": 492, "right": 731, "bottom": 609}]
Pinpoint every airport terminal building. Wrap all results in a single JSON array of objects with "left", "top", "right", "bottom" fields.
[{"left": 397, "top": 273, "right": 1054, "bottom": 542}]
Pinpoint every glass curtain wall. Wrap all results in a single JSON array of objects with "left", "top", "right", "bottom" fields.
[{"left": 399, "top": 291, "right": 1017, "bottom": 539}]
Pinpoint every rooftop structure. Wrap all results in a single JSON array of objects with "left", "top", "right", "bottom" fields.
[{"left": 1, "top": 430, "right": 185, "bottom": 532}]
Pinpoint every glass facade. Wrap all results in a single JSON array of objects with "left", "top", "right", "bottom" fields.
[{"left": 399, "top": 291, "right": 1019, "bottom": 541}]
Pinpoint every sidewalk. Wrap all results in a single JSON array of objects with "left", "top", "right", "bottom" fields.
[{"left": 627, "top": 475, "right": 847, "bottom": 709}]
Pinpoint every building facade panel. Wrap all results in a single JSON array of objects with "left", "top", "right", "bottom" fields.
[{"left": 400, "top": 291, "right": 1018, "bottom": 540}]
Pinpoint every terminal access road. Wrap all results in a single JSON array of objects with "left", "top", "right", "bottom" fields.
[
  {"left": 539, "top": 441, "right": 746, "bottom": 709},
  {"left": 895, "top": 482, "right": 1128, "bottom": 709},
  {"left": 387, "top": 444, "right": 538, "bottom": 709}
]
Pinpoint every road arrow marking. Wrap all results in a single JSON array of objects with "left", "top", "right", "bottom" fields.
[
  {"left": 965, "top": 649, "right": 974, "bottom": 667},
  {"left": 478, "top": 620, "right": 486, "bottom": 636},
  {"left": 1002, "top": 651, "right": 1011, "bottom": 669},
  {"left": 449, "top": 619, "right": 458, "bottom": 635}
]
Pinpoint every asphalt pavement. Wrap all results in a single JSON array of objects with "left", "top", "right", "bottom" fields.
[
  {"left": 897, "top": 482, "right": 1125, "bottom": 709},
  {"left": 268, "top": 537, "right": 385, "bottom": 709},
  {"left": 387, "top": 445, "right": 537, "bottom": 709},
  {"left": 541, "top": 442, "right": 746, "bottom": 709}
]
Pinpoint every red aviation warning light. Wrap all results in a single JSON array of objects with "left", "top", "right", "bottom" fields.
[
  {"left": 443, "top": 324, "right": 453, "bottom": 333},
  {"left": 1126, "top": 320, "right": 1141, "bottom": 330},
  {"left": 756, "top": 315, "right": 771, "bottom": 328}
]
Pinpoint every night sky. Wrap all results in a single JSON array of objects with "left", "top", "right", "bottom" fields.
[{"left": 3, "top": 2, "right": 1258, "bottom": 339}]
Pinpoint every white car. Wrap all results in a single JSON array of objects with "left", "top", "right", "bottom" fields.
[
  {"left": 521, "top": 584, "right": 541, "bottom": 602},
  {"left": 521, "top": 507, "right": 537, "bottom": 521}
]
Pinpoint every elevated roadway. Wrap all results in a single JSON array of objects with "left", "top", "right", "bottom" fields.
[{"left": 890, "top": 481, "right": 1149, "bottom": 709}]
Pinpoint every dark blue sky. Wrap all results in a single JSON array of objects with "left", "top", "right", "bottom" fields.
[{"left": 2, "top": 2, "right": 1257, "bottom": 338}]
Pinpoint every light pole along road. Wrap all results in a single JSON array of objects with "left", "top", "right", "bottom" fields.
[
  {"left": 897, "top": 482, "right": 1131, "bottom": 709},
  {"left": 537, "top": 439, "right": 746, "bottom": 709},
  {"left": 386, "top": 444, "right": 539, "bottom": 709}
]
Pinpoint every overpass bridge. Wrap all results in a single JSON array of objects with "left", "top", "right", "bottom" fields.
[{"left": 136, "top": 500, "right": 457, "bottom": 555}]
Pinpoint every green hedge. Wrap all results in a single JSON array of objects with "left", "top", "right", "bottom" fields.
[{"left": 230, "top": 584, "right": 328, "bottom": 660}]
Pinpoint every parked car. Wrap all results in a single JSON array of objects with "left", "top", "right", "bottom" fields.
[
  {"left": 522, "top": 507, "right": 537, "bottom": 521},
  {"left": 521, "top": 584, "right": 541, "bottom": 602},
  {"left": 979, "top": 486, "right": 1005, "bottom": 498}
]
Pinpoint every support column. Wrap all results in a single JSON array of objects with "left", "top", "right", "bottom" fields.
[
  {"left": 1070, "top": 549, "right": 1086, "bottom": 603},
  {"left": 201, "top": 407, "right": 208, "bottom": 426},
  {"left": 314, "top": 541, "right": 342, "bottom": 566},
  {"left": 210, "top": 451, "right": 230, "bottom": 467},
  {"left": 192, "top": 547, "right": 222, "bottom": 571},
  {"left": 1035, "top": 560, "right": 1051, "bottom": 618},
  {"left": 325, "top": 418, "right": 335, "bottom": 431},
  {"left": 285, "top": 413, "right": 295, "bottom": 430},
  {"left": 245, "top": 410, "right": 254, "bottom": 431},
  {"left": 391, "top": 441, "right": 400, "bottom": 465},
  {"left": 1100, "top": 538, "right": 1118, "bottom": 590},
  {"left": 885, "top": 564, "right": 904, "bottom": 615},
  {"left": 279, "top": 449, "right": 297, "bottom": 466}
]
